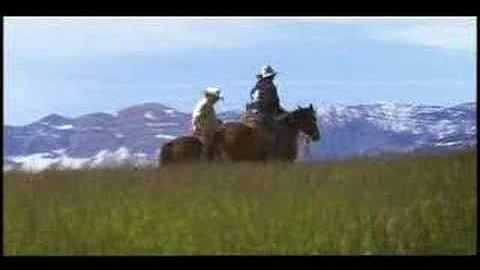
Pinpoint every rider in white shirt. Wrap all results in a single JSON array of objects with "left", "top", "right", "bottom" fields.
[{"left": 191, "top": 87, "right": 224, "bottom": 160}]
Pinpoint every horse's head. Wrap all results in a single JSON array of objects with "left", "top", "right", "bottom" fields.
[{"left": 284, "top": 104, "right": 320, "bottom": 141}]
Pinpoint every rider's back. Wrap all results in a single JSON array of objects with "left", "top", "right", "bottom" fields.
[{"left": 251, "top": 79, "right": 282, "bottom": 116}]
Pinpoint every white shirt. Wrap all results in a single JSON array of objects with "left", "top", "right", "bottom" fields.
[
  {"left": 191, "top": 97, "right": 219, "bottom": 132},
  {"left": 192, "top": 97, "right": 208, "bottom": 123}
]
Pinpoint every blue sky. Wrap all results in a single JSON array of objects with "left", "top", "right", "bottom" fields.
[{"left": 4, "top": 16, "right": 477, "bottom": 126}]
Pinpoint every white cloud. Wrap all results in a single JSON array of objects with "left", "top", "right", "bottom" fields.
[
  {"left": 369, "top": 17, "right": 476, "bottom": 51},
  {"left": 278, "top": 16, "right": 476, "bottom": 51},
  {"left": 3, "top": 17, "right": 271, "bottom": 60},
  {"left": 279, "top": 79, "right": 473, "bottom": 86},
  {"left": 4, "top": 16, "right": 475, "bottom": 63}
]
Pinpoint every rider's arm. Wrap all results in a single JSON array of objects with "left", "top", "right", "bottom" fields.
[
  {"left": 250, "top": 86, "right": 256, "bottom": 100},
  {"left": 250, "top": 80, "right": 261, "bottom": 100},
  {"left": 192, "top": 102, "right": 208, "bottom": 129},
  {"left": 250, "top": 76, "right": 264, "bottom": 100}
]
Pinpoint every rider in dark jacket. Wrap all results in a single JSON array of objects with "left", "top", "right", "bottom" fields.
[
  {"left": 249, "top": 65, "right": 286, "bottom": 117},
  {"left": 248, "top": 65, "right": 287, "bottom": 158}
]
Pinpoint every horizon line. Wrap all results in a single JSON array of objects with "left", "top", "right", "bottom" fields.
[{"left": 5, "top": 100, "right": 476, "bottom": 127}]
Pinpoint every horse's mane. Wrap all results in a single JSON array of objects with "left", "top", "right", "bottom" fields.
[
  {"left": 290, "top": 105, "right": 315, "bottom": 117},
  {"left": 239, "top": 104, "right": 316, "bottom": 132}
]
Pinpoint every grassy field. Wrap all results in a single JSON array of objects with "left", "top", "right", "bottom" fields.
[{"left": 3, "top": 149, "right": 476, "bottom": 255}]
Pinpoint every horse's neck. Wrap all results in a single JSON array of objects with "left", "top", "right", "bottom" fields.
[
  {"left": 282, "top": 121, "right": 300, "bottom": 137},
  {"left": 279, "top": 124, "right": 300, "bottom": 146}
]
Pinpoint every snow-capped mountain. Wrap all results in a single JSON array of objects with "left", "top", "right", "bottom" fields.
[
  {"left": 3, "top": 102, "right": 477, "bottom": 172},
  {"left": 311, "top": 102, "right": 477, "bottom": 159}
]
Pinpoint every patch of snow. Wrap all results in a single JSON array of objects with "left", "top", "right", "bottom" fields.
[
  {"left": 52, "top": 148, "right": 67, "bottom": 155},
  {"left": 90, "top": 150, "right": 110, "bottom": 167},
  {"left": 56, "top": 156, "right": 90, "bottom": 170},
  {"left": 317, "top": 103, "right": 476, "bottom": 138},
  {"left": 11, "top": 152, "right": 51, "bottom": 163},
  {"left": 115, "top": 133, "right": 125, "bottom": 138},
  {"left": 435, "top": 141, "right": 463, "bottom": 147},
  {"left": 426, "top": 120, "right": 458, "bottom": 139},
  {"left": 89, "top": 147, "right": 132, "bottom": 168},
  {"left": 3, "top": 164, "right": 15, "bottom": 171},
  {"left": 414, "top": 106, "right": 443, "bottom": 114},
  {"left": 316, "top": 105, "right": 337, "bottom": 117},
  {"left": 164, "top": 109, "right": 176, "bottom": 114},
  {"left": 53, "top": 124, "right": 74, "bottom": 130},
  {"left": 155, "top": 134, "right": 176, "bottom": 140},
  {"left": 468, "top": 126, "right": 477, "bottom": 134},
  {"left": 6, "top": 147, "right": 140, "bottom": 172},
  {"left": 134, "top": 153, "right": 147, "bottom": 158},
  {"left": 144, "top": 111, "right": 156, "bottom": 120},
  {"left": 10, "top": 153, "right": 57, "bottom": 172},
  {"left": 115, "top": 147, "right": 130, "bottom": 161},
  {"left": 13, "top": 152, "right": 90, "bottom": 171}
]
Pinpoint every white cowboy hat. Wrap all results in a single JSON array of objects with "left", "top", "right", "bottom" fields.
[
  {"left": 257, "top": 65, "right": 277, "bottom": 78},
  {"left": 204, "top": 86, "right": 223, "bottom": 99}
]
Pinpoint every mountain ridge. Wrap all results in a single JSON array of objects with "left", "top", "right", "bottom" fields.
[
  {"left": 4, "top": 101, "right": 477, "bottom": 172},
  {"left": 6, "top": 101, "right": 476, "bottom": 127}
]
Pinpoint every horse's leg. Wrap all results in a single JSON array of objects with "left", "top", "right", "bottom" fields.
[
  {"left": 219, "top": 147, "right": 232, "bottom": 163},
  {"left": 210, "top": 138, "right": 230, "bottom": 163}
]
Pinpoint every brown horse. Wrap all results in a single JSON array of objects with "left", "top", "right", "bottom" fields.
[
  {"left": 159, "top": 135, "right": 202, "bottom": 165},
  {"left": 158, "top": 132, "right": 225, "bottom": 166},
  {"left": 214, "top": 104, "right": 320, "bottom": 162},
  {"left": 158, "top": 104, "right": 320, "bottom": 166}
]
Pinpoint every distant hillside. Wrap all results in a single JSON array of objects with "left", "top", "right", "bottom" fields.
[{"left": 3, "top": 102, "right": 477, "bottom": 171}]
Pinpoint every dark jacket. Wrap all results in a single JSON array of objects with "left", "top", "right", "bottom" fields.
[{"left": 249, "top": 79, "right": 283, "bottom": 115}]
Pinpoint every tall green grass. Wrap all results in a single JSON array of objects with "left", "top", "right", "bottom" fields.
[{"left": 4, "top": 149, "right": 476, "bottom": 255}]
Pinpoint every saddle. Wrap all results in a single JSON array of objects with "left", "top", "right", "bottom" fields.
[
  {"left": 241, "top": 108, "right": 263, "bottom": 128},
  {"left": 242, "top": 105, "right": 287, "bottom": 130},
  {"left": 241, "top": 106, "right": 287, "bottom": 149},
  {"left": 191, "top": 122, "right": 225, "bottom": 146}
]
